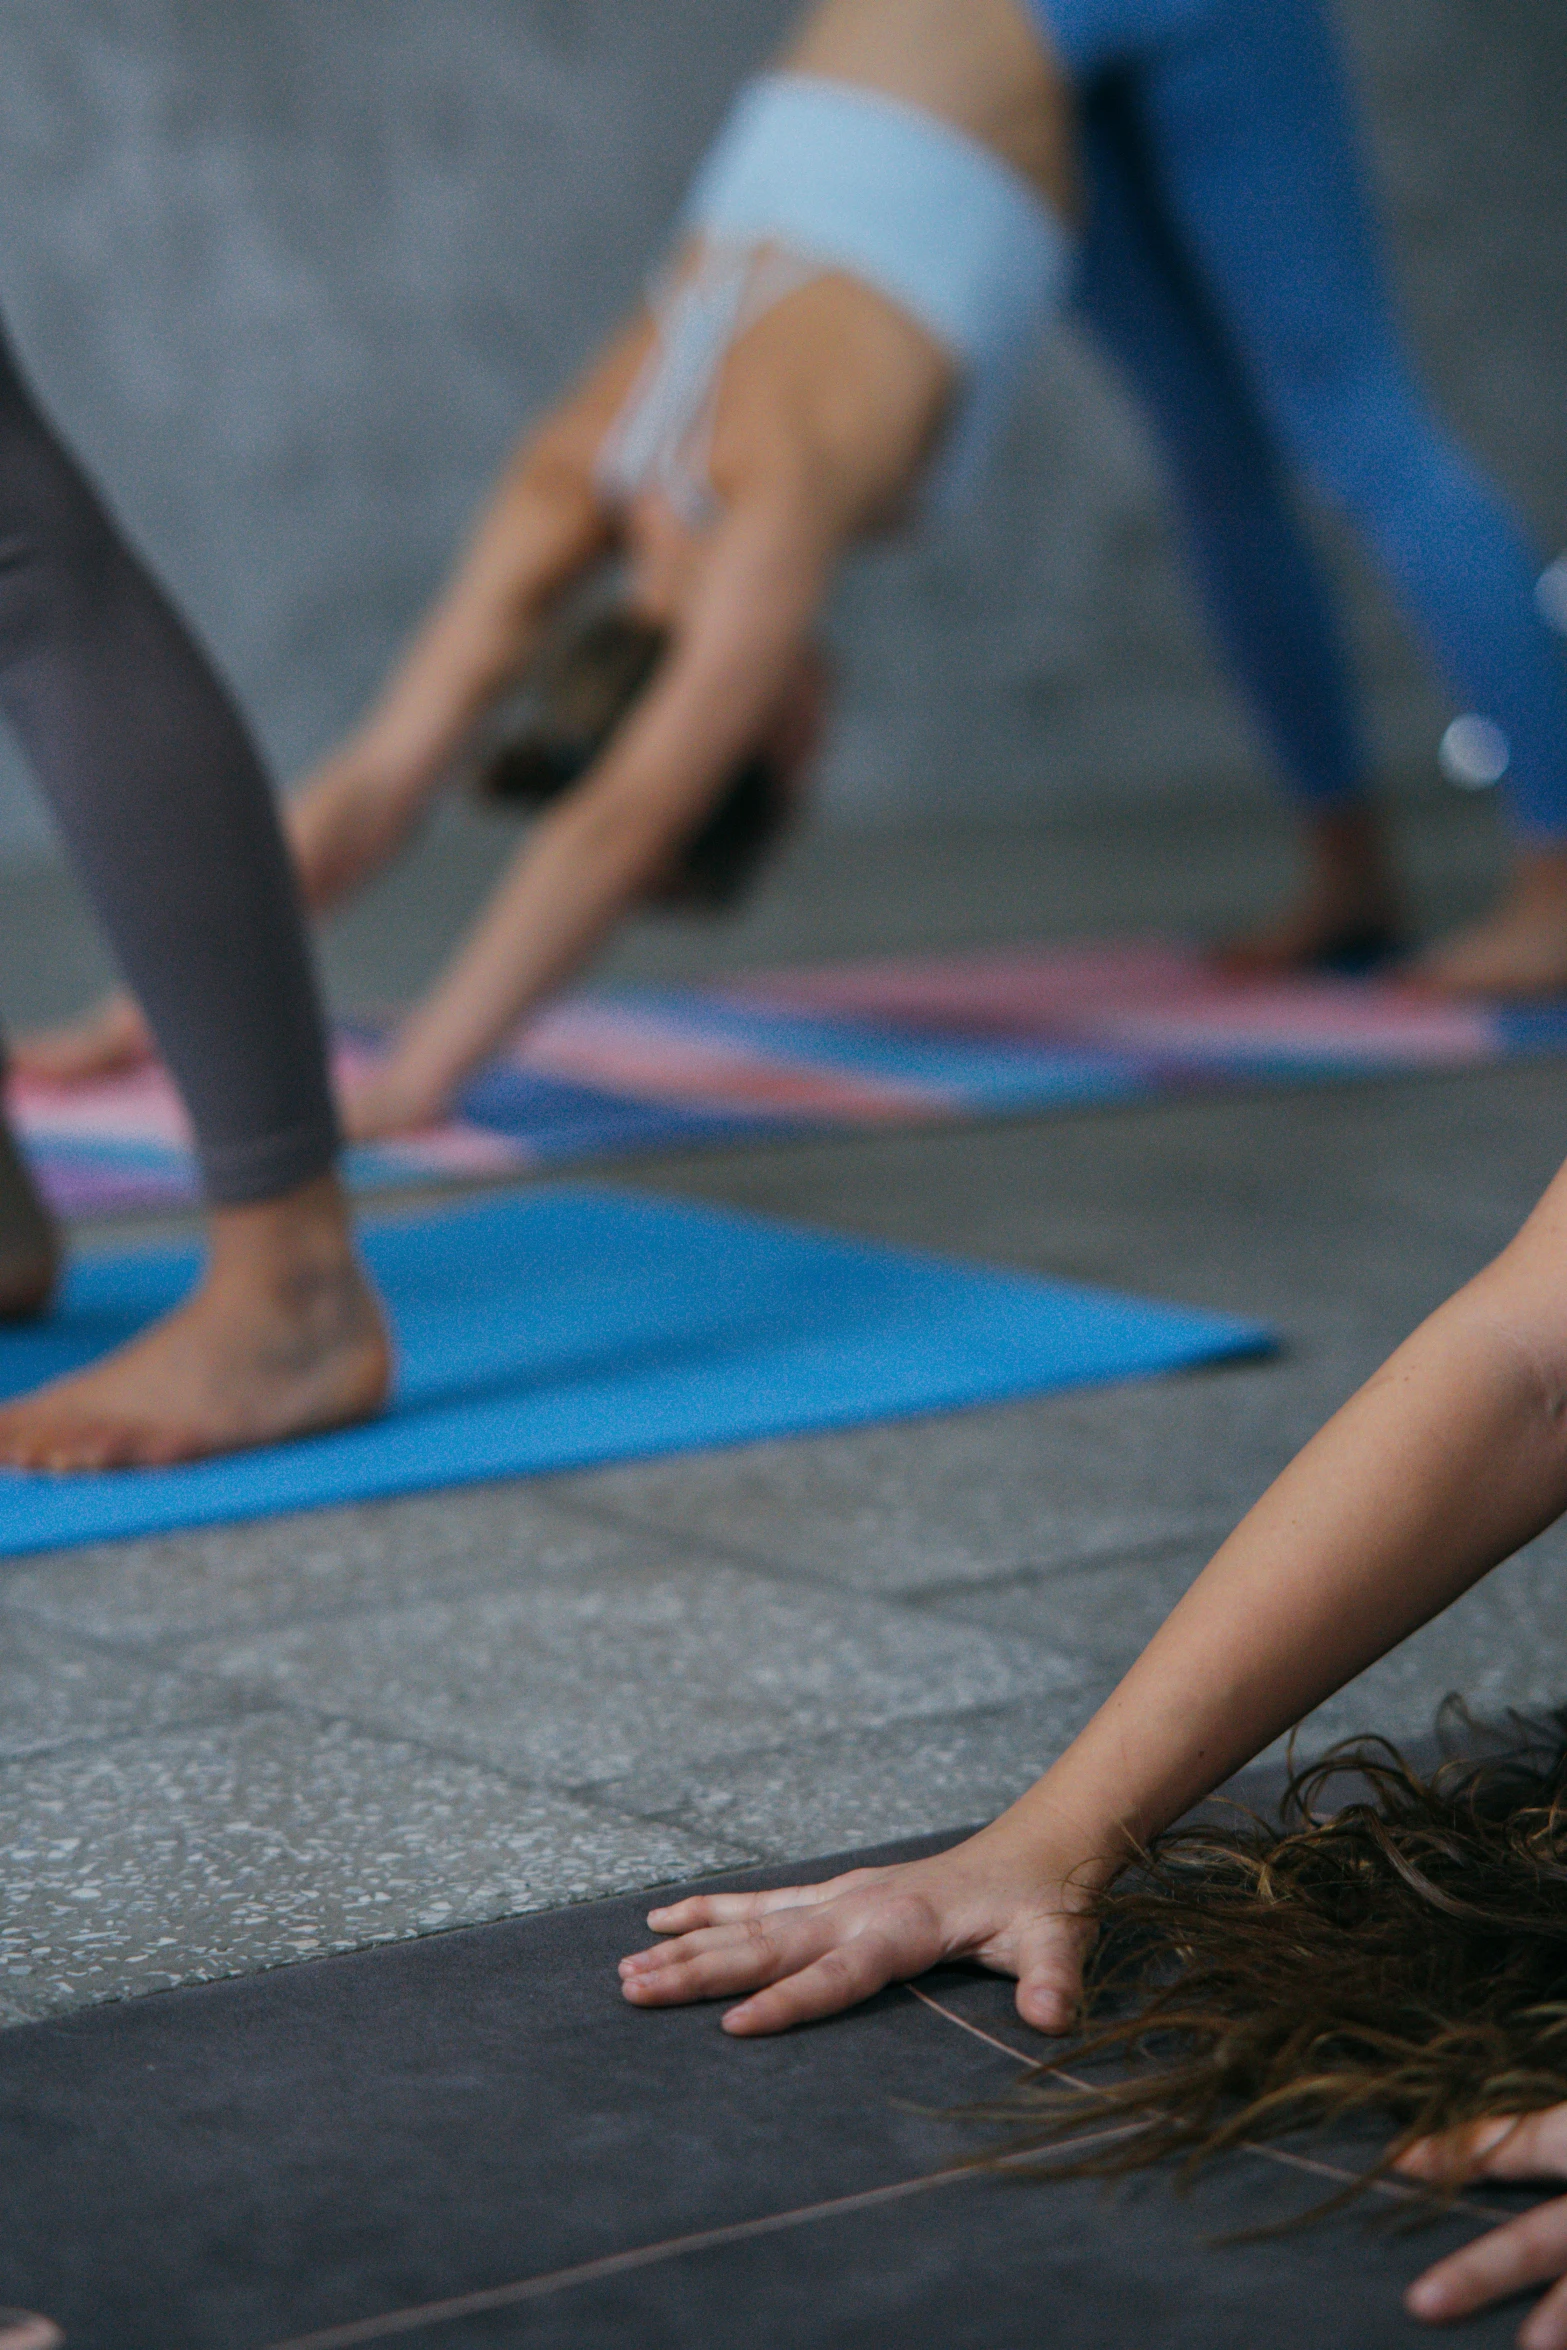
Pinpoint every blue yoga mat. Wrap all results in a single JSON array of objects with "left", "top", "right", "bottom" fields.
[{"left": 0, "top": 1188, "right": 1271, "bottom": 1559}]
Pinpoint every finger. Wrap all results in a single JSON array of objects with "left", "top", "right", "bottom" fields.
[
  {"left": 1400, "top": 2110, "right": 1567, "bottom": 2185},
  {"left": 1013, "top": 1934, "right": 1087, "bottom": 2037},
  {"left": 1405, "top": 2197, "right": 1567, "bottom": 2325},
  {"left": 646, "top": 1871, "right": 881, "bottom": 1933},
  {"left": 623, "top": 1909, "right": 854, "bottom": 1981},
  {"left": 620, "top": 1911, "right": 842, "bottom": 2009},
  {"left": 990, "top": 1899, "right": 1100, "bottom": 2037},
  {"left": 721, "top": 1934, "right": 907, "bottom": 2038},
  {"left": 1521, "top": 2269, "right": 1567, "bottom": 2350}
]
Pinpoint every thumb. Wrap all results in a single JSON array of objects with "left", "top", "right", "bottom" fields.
[{"left": 1011, "top": 1911, "right": 1092, "bottom": 2036}]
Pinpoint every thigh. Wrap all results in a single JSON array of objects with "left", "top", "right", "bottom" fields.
[
  {"left": 1074, "top": 79, "right": 1280, "bottom": 491},
  {"left": 1131, "top": 0, "right": 1404, "bottom": 437},
  {"left": 1027, "top": 0, "right": 1217, "bottom": 82}
]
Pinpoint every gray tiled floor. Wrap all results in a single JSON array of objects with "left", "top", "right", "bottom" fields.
[
  {"left": 0, "top": 1715, "right": 728, "bottom": 2020},
  {"left": 2, "top": 792, "right": 1565, "bottom": 2021}
]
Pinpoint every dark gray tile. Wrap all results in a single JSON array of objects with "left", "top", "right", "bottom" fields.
[
  {"left": 179, "top": 1561, "right": 1078, "bottom": 1789},
  {"left": 924, "top": 1544, "right": 1211, "bottom": 1676},
  {"left": 0, "top": 1715, "right": 732, "bottom": 2016},
  {"left": 0, "top": 1615, "right": 240, "bottom": 1760},
  {"left": 556, "top": 1368, "right": 1326, "bottom": 1597},
  {"left": 0, "top": 1486, "right": 649, "bottom": 1645},
  {"left": 600, "top": 1697, "right": 1103, "bottom": 1857}
]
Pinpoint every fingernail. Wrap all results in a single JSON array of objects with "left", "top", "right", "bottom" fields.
[{"left": 1404, "top": 2279, "right": 1446, "bottom": 2318}]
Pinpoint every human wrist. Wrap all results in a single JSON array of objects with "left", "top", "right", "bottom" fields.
[
  {"left": 964, "top": 1779, "right": 1130, "bottom": 1904},
  {"left": 984, "top": 1709, "right": 1197, "bottom": 1892}
]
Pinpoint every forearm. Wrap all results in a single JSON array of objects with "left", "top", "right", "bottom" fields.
[
  {"left": 379, "top": 495, "right": 831, "bottom": 1109},
  {"left": 1004, "top": 1179, "right": 1567, "bottom": 1876},
  {"left": 339, "top": 322, "right": 653, "bottom": 804},
  {"left": 374, "top": 781, "right": 683, "bottom": 1107}
]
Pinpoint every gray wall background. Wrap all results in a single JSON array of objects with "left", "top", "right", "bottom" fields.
[{"left": 0, "top": 0, "right": 1562, "bottom": 866}]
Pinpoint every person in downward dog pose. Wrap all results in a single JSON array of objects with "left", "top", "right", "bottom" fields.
[
  {"left": 0, "top": 315, "right": 389, "bottom": 1469},
  {"left": 30, "top": 0, "right": 1567, "bottom": 1130}
]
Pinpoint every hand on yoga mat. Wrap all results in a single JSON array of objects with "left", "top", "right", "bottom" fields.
[
  {"left": 1400, "top": 2108, "right": 1567, "bottom": 2346},
  {"left": 11, "top": 991, "right": 153, "bottom": 1087},
  {"left": 619, "top": 1819, "right": 1100, "bottom": 2037}
]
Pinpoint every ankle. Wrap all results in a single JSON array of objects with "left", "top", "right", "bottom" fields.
[
  {"left": 205, "top": 1173, "right": 364, "bottom": 1308},
  {"left": 1302, "top": 803, "right": 1395, "bottom": 893},
  {"left": 1511, "top": 845, "right": 1567, "bottom": 903}
]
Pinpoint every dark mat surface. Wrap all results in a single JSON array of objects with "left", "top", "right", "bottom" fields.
[{"left": 0, "top": 1813, "right": 1542, "bottom": 2350}]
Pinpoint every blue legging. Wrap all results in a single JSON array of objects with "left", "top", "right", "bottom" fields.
[{"left": 1034, "top": 0, "right": 1567, "bottom": 839}]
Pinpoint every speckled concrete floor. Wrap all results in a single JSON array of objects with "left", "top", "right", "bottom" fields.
[{"left": 3, "top": 786, "right": 1562, "bottom": 2026}]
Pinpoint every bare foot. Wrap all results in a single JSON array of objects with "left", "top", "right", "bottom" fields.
[
  {"left": 12, "top": 992, "right": 154, "bottom": 1086},
  {"left": 0, "top": 1172, "right": 390, "bottom": 1470},
  {"left": 0, "top": 1113, "right": 60, "bottom": 1322},
  {"left": 1211, "top": 804, "right": 1403, "bottom": 977},
  {"left": 1413, "top": 849, "right": 1567, "bottom": 998}
]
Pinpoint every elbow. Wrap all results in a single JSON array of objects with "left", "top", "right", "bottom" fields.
[{"left": 1462, "top": 1266, "right": 1567, "bottom": 1461}]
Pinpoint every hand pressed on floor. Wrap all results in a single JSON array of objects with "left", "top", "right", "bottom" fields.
[
  {"left": 11, "top": 992, "right": 153, "bottom": 1086},
  {"left": 619, "top": 1823, "right": 1101, "bottom": 2037},
  {"left": 1400, "top": 2106, "right": 1567, "bottom": 2347}
]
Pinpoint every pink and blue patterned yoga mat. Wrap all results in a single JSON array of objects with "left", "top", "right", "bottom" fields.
[{"left": 13, "top": 938, "right": 1567, "bottom": 1218}]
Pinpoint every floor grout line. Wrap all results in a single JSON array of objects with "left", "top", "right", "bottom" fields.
[{"left": 908, "top": 1984, "right": 1500, "bottom": 2223}]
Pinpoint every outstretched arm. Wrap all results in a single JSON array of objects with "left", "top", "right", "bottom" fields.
[
  {"left": 621, "top": 1157, "right": 1567, "bottom": 2034},
  {"left": 283, "top": 322, "right": 648, "bottom": 914}
]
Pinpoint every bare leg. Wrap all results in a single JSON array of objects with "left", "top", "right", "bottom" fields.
[
  {"left": 1211, "top": 803, "right": 1403, "bottom": 975},
  {"left": 1414, "top": 847, "right": 1567, "bottom": 997},
  {"left": 0, "top": 1172, "right": 389, "bottom": 1470},
  {"left": 0, "top": 1110, "right": 59, "bottom": 1322}
]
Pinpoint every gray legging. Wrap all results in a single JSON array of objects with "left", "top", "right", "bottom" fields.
[{"left": 0, "top": 315, "right": 337, "bottom": 1207}]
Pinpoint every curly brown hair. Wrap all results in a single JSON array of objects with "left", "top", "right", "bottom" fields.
[{"left": 979, "top": 1707, "right": 1567, "bottom": 2218}]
